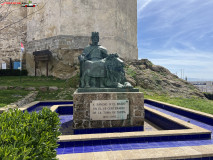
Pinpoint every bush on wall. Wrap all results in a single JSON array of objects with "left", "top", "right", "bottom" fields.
[
  {"left": 0, "top": 69, "right": 28, "bottom": 76},
  {"left": 0, "top": 108, "right": 61, "bottom": 159}
]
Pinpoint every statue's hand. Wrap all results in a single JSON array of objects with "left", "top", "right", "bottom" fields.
[{"left": 78, "top": 55, "right": 85, "bottom": 62}]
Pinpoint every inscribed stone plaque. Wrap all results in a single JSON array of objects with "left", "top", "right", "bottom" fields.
[{"left": 90, "top": 100, "right": 129, "bottom": 120}]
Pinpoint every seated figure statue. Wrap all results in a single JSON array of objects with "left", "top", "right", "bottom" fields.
[
  {"left": 78, "top": 32, "right": 108, "bottom": 88},
  {"left": 78, "top": 32, "right": 132, "bottom": 89}
]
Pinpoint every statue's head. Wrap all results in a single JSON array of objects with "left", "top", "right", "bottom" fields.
[{"left": 91, "top": 32, "right": 99, "bottom": 45}]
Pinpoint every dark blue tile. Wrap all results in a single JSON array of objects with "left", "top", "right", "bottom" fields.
[
  {"left": 93, "top": 147, "right": 103, "bottom": 152},
  {"left": 56, "top": 148, "right": 64, "bottom": 154},
  {"left": 177, "top": 135, "right": 186, "bottom": 140},
  {"left": 137, "top": 137, "right": 145, "bottom": 142},
  {"left": 84, "top": 141, "right": 93, "bottom": 146},
  {"left": 101, "top": 139, "right": 110, "bottom": 145},
  {"left": 93, "top": 140, "right": 100, "bottom": 145},
  {"left": 64, "top": 142, "right": 75, "bottom": 147},
  {"left": 121, "top": 144, "right": 132, "bottom": 149},
  {"left": 169, "top": 136, "right": 177, "bottom": 141},
  {"left": 87, "top": 128, "right": 94, "bottom": 134},
  {"left": 202, "top": 157, "right": 210, "bottom": 160},
  {"left": 120, "top": 138, "right": 128, "bottom": 144},
  {"left": 93, "top": 128, "right": 100, "bottom": 133},
  {"left": 57, "top": 142, "right": 65, "bottom": 148},
  {"left": 200, "top": 134, "right": 211, "bottom": 139},
  {"left": 111, "top": 139, "right": 120, "bottom": 144},
  {"left": 73, "top": 147, "right": 84, "bottom": 153},
  {"left": 102, "top": 145, "right": 112, "bottom": 150},
  {"left": 152, "top": 137, "right": 161, "bottom": 142},
  {"left": 131, "top": 143, "right": 141, "bottom": 149},
  {"left": 63, "top": 148, "right": 74, "bottom": 154},
  {"left": 145, "top": 137, "right": 153, "bottom": 142},
  {"left": 84, "top": 147, "right": 94, "bottom": 152},
  {"left": 111, "top": 145, "right": 122, "bottom": 149},
  {"left": 128, "top": 138, "right": 138, "bottom": 143},
  {"left": 161, "top": 136, "right": 169, "bottom": 141},
  {"left": 120, "top": 127, "right": 126, "bottom": 132},
  {"left": 75, "top": 141, "right": 83, "bottom": 146}
]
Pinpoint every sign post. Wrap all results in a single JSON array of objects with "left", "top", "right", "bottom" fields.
[{"left": 20, "top": 42, "right": 24, "bottom": 82}]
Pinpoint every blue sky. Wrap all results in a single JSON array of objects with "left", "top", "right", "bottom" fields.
[{"left": 137, "top": 0, "right": 213, "bottom": 81}]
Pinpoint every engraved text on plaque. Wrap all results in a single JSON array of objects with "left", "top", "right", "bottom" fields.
[{"left": 90, "top": 100, "right": 129, "bottom": 120}]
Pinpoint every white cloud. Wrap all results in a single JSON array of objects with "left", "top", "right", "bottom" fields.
[
  {"left": 138, "top": 0, "right": 213, "bottom": 79},
  {"left": 137, "top": 0, "right": 152, "bottom": 18}
]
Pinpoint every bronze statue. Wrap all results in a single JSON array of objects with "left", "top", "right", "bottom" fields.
[{"left": 78, "top": 32, "right": 132, "bottom": 89}]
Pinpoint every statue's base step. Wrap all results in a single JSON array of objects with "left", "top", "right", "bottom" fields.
[{"left": 77, "top": 88, "right": 139, "bottom": 93}]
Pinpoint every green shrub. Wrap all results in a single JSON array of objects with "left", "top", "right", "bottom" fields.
[
  {"left": 0, "top": 69, "right": 28, "bottom": 76},
  {"left": 0, "top": 108, "right": 61, "bottom": 160},
  {"left": 204, "top": 92, "right": 213, "bottom": 100}
]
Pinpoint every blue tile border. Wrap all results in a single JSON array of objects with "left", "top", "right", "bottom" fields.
[
  {"left": 26, "top": 101, "right": 73, "bottom": 112},
  {"left": 144, "top": 99, "right": 213, "bottom": 126},
  {"left": 58, "top": 132, "right": 211, "bottom": 149},
  {"left": 57, "top": 106, "right": 73, "bottom": 115},
  {"left": 145, "top": 109, "right": 188, "bottom": 130}
]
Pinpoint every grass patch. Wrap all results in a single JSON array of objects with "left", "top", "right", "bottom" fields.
[
  {"left": 144, "top": 93, "right": 213, "bottom": 115},
  {"left": 36, "top": 89, "right": 74, "bottom": 101},
  {"left": 0, "top": 76, "right": 66, "bottom": 87},
  {"left": 0, "top": 90, "right": 30, "bottom": 107},
  {"left": 65, "top": 73, "right": 80, "bottom": 88},
  {"left": 0, "top": 76, "right": 77, "bottom": 103},
  {"left": 125, "top": 66, "right": 137, "bottom": 79}
]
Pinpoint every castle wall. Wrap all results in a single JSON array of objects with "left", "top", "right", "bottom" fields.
[
  {"left": 0, "top": 0, "right": 137, "bottom": 77},
  {"left": 26, "top": 0, "right": 138, "bottom": 78},
  {"left": 0, "top": 3, "right": 27, "bottom": 68}
]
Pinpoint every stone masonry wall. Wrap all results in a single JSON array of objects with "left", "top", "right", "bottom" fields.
[
  {"left": 26, "top": 0, "right": 138, "bottom": 60},
  {"left": 1, "top": 0, "right": 138, "bottom": 76},
  {"left": 0, "top": 2, "right": 27, "bottom": 68},
  {"left": 26, "top": 35, "right": 89, "bottom": 78},
  {"left": 73, "top": 92, "right": 144, "bottom": 130}
]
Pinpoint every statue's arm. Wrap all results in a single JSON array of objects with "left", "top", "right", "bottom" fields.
[
  {"left": 78, "top": 47, "right": 89, "bottom": 61},
  {"left": 100, "top": 47, "right": 108, "bottom": 58}
]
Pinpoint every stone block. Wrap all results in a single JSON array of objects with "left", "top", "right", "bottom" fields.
[
  {"left": 0, "top": 86, "right": 8, "bottom": 90},
  {"left": 135, "top": 110, "right": 142, "bottom": 117},
  {"left": 111, "top": 120, "right": 124, "bottom": 127},
  {"left": 8, "top": 86, "right": 14, "bottom": 89},
  {"left": 39, "top": 86, "right": 48, "bottom": 92},
  {"left": 83, "top": 121, "right": 90, "bottom": 128},
  {"left": 49, "top": 86, "right": 58, "bottom": 92},
  {"left": 14, "top": 86, "right": 24, "bottom": 90},
  {"left": 91, "top": 121, "right": 102, "bottom": 128},
  {"left": 73, "top": 90, "right": 144, "bottom": 130},
  {"left": 25, "top": 87, "right": 36, "bottom": 91},
  {"left": 102, "top": 121, "right": 111, "bottom": 128},
  {"left": 132, "top": 117, "right": 144, "bottom": 126}
]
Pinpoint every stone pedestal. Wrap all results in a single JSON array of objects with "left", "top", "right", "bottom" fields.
[{"left": 73, "top": 91, "right": 144, "bottom": 131}]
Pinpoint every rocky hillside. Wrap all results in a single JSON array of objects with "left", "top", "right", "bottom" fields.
[{"left": 124, "top": 59, "right": 205, "bottom": 98}]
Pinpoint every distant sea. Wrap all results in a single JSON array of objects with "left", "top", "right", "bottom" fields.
[{"left": 188, "top": 78, "right": 213, "bottom": 81}]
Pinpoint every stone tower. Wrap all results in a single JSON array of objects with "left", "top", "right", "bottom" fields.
[
  {"left": 26, "top": 0, "right": 138, "bottom": 78},
  {"left": 0, "top": 3, "right": 27, "bottom": 68}
]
